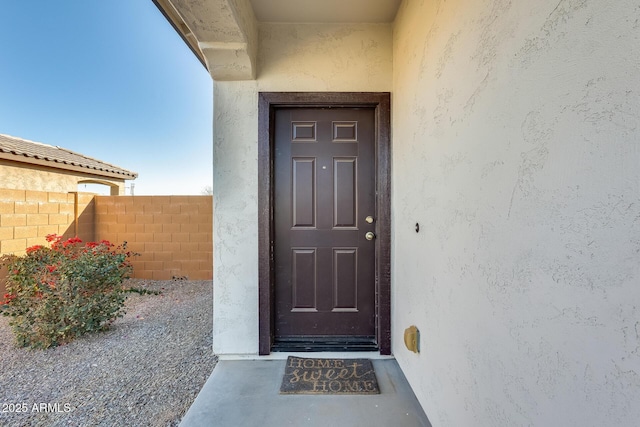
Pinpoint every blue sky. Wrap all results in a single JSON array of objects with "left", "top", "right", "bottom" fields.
[{"left": 0, "top": 1, "right": 213, "bottom": 195}]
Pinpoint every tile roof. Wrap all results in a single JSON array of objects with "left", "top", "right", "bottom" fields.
[{"left": 0, "top": 133, "right": 138, "bottom": 179}]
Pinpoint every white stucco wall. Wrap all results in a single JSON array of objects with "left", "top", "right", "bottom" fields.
[
  {"left": 212, "top": 23, "right": 392, "bottom": 355},
  {"left": 392, "top": 0, "right": 640, "bottom": 425}
]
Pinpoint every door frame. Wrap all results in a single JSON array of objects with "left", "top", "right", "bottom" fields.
[{"left": 258, "top": 92, "right": 391, "bottom": 355}]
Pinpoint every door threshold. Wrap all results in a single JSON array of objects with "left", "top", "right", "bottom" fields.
[{"left": 272, "top": 336, "right": 378, "bottom": 353}]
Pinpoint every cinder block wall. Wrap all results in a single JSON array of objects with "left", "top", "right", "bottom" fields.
[
  {"left": 0, "top": 188, "right": 95, "bottom": 294},
  {"left": 1, "top": 190, "right": 213, "bottom": 294},
  {"left": 0, "top": 189, "right": 94, "bottom": 255},
  {"left": 94, "top": 196, "right": 213, "bottom": 281}
]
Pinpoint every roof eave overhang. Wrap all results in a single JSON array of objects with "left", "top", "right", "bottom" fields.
[
  {"left": 152, "top": 0, "right": 258, "bottom": 81},
  {"left": 0, "top": 152, "right": 138, "bottom": 181},
  {"left": 151, "top": 0, "right": 208, "bottom": 69}
]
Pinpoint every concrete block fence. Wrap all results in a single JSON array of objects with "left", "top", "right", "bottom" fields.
[
  {"left": 0, "top": 188, "right": 213, "bottom": 293},
  {"left": 94, "top": 195, "right": 213, "bottom": 281}
]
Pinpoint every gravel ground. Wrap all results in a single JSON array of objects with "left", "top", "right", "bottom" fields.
[{"left": 0, "top": 279, "right": 216, "bottom": 427}]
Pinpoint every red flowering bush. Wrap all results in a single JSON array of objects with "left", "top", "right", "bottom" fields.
[{"left": 0, "top": 235, "right": 137, "bottom": 349}]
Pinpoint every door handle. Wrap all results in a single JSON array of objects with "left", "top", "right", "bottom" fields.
[{"left": 365, "top": 231, "right": 376, "bottom": 241}]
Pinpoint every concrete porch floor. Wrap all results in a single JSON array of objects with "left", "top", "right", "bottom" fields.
[{"left": 179, "top": 355, "right": 431, "bottom": 427}]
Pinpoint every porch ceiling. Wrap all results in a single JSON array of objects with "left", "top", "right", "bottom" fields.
[{"left": 153, "top": 0, "right": 401, "bottom": 81}]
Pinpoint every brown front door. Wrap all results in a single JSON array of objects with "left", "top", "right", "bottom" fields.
[{"left": 273, "top": 107, "right": 377, "bottom": 350}]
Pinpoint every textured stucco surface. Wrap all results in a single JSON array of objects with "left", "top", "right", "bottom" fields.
[
  {"left": 258, "top": 23, "right": 393, "bottom": 91},
  {"left": 0, "top": 160, "right": 125, "bottom": 194},
  {"left": 392, "top": 0, "right": 640, "bottom": 425},
  {"left": 212, "top": 81, "right": 260, "bottom": 354},
  {"left": 169, "top": 0, "right": 258, "bottom": 80},
  {"left": 211, "top": 23, "right": 392, "bottom": 355}
]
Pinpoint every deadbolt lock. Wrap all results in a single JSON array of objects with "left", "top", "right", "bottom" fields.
[
  {"left": 365, "top": 216, "right": 374, "bottom": 224},
  {"left": 365, "top": 231, "right": 376, "bottom": 241}
]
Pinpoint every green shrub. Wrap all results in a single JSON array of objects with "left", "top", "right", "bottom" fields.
[{"left": 0, "top": 234, "right": 138, "bottom": 349}]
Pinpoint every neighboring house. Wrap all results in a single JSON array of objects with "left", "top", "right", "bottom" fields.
[
  {"left": 0, "top": 134, "right": 138, "bottom": 295},
  {"left": 0, "top": 133, "right": 137, "bottom": 195},
  {"left": 153, "top": 1, "right": 639, "bottom": 425}
]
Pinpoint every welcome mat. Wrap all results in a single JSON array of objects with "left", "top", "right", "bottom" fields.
[{"left": 280, "top": 356, "right": 380, "bottom": 394}]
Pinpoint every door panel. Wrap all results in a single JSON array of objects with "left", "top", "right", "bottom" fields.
[
  {"left": 274, "top": 108, "right": 376, "bottom": 344},
  {"left": 333, "top": 248, "right": 358, "bottom": 310},
  {"left": 333, "top": 158, "right": 357, "bottom": 227},
  {"left": 292, "top": 158, "right": 316, "bottom": 227},
  {"left": 292, "top": 248, "right": 317, "bottom": 310}
]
